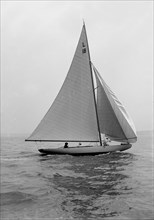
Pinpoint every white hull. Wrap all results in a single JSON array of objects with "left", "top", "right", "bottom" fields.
[{"left": 38, "top": 144, "right": 132, "bottom": 156}]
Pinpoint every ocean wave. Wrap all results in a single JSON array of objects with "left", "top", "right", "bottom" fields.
[
  {"left": 0, "top": 191, "right": 36, "bottom": 206},
  {"left": 1, "top": 154, "right": 39, "bottom": 161}
]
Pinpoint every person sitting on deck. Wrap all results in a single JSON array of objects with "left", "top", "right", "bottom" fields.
[
  {"left": 103, "top": 140, "right": 108, "bottom": 147},
  {"left": 64, "top": 142, "right": 68, "bottom": 148},
  {"left": 103, "top": 137, "right": 109, "bottom": 147}
]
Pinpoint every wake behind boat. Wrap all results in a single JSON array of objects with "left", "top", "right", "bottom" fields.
[{"left": 25, "top": 23, "right": 137, "bottom": 155}]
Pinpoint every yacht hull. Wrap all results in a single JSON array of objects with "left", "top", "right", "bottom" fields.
[{"left": 38, "top": 144, "right": 132, "bottom": 156}]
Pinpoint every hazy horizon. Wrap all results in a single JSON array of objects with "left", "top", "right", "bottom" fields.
[{"left": 1, "top": 1, "right": 153, "bottom": 135}]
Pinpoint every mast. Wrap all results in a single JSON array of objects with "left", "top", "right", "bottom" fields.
[{"left": 83, "top": 24, "right": 103, "bottom": 146}]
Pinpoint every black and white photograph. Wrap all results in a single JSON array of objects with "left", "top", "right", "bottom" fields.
[{"left": 1, "top": 1, "right": 153, "bottom": 219}]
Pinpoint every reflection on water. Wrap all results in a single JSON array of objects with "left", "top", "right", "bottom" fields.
[
  {"left": 1, "top": 134, "right": 153, "bottom": 219},
  {"left": 37, "top": 152, "right": 136, "bottom": 219}
]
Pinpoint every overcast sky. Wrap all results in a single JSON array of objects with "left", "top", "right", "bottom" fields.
[{"left": 1, "top": 1, "right": 153, "bottom": 135}]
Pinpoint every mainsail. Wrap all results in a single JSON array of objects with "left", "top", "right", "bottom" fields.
[
  {"left": 27, "top": 24, "right": 100, "bottom": 142},
  {"left": 93, "top": 64, "right": 137, "bottom": 143}
]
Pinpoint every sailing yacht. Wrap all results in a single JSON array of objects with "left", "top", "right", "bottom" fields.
[{"left": 25, "top": 23, "right": 137, "bottom": 155}]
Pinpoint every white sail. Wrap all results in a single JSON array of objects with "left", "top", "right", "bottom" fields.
[
  {"left": 27, "top": 25, "right": 99, "bottom": 142},
  {"left": 93, "top": 65, "right": 137, "bottom": 143}
]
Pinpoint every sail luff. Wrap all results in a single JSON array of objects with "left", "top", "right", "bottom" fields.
[{"left": 83, "top": 24, "right": 103, "bottom": 146}]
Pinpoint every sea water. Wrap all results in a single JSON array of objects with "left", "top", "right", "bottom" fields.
[{"left": 1, "top": 131, "right": 153, "bottom": 220}]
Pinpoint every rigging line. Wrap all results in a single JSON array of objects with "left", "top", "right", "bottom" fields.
[
  {"left": 94, "top": 86, "right": 99, "bottom": 90},
  {"left": 83, "top": 24, "right": 102, "bottom": 146}
]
